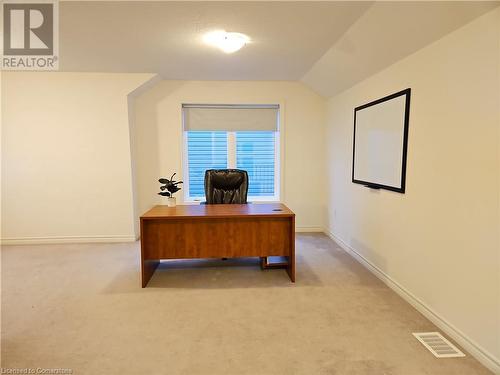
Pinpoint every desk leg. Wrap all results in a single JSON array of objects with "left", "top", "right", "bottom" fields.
[
  {"left": 286, "top": 216, "right": 296, "bottom": 282},
  {"left": 140, "top": 219, "right": 160, "bottom": 288},
  {"left": 142, "top": 259, "right": 160, "bottom": 288}
]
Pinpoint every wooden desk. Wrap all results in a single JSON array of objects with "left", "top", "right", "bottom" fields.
[{"left": 140, "top": 203, "right": 295, "bottom": 287}]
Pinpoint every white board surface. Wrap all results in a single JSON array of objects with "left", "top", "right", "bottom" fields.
[{"left": 353, "top": 90, "right": 409, "bottom": 192}]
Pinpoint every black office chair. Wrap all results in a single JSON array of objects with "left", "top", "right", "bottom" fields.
[{"left": 204, "top": 169, "right": 249, "bottom": 204}]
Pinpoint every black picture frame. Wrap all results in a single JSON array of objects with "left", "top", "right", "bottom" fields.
[{"left": 352, "top": 88, "right": 411, "bottom": 193}]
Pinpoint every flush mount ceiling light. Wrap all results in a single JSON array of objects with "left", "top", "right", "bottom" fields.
[{"left": 203, "top": 30, "right": 250, "bottom": 53}]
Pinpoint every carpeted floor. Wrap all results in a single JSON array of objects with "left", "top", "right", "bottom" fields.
[{"left": 1, "top": 233, "right": 492, "bottom": 374}]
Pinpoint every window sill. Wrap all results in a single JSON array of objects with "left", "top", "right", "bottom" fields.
[{"left": 184, "top": 197, "right": 280, "bottom": 204}]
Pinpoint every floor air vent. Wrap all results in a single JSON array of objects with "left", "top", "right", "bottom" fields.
[{"left": 413, "top": 332, "right": 465, "bottom": 358}]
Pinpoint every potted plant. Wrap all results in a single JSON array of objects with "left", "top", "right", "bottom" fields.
[{"left": 158, "top": 173, "right": 183, "bottom": 207}]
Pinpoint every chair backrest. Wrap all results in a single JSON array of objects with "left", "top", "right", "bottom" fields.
[{"left": 204, "top": 169, "right": 249, "bottom": 204}]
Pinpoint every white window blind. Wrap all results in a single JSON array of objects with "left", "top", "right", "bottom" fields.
[
  {"left": 186, "top": 131, "right": 228, "bottom": 198},
  {"left": 236, "top": 131, "right": 276, "bottom": 197},
  {"left": 183, "top": 104, "right": 279, "bottom": 131}
]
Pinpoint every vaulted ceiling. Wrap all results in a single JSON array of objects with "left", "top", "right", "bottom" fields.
[
  {"left": 60, "top": 1, "right": 372, "bottom": 80},
  {"left": 59, "top": 1, "right": 499, "bottom": 97},
  {"left": 301, "top": 1, "right": 500, "bottom": 96}
]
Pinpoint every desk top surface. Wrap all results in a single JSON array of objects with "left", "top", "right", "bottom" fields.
[{"left": 141, "top": 203, "right": 294, "bottom": 219}]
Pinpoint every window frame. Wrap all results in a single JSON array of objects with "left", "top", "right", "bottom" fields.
[{"left": 181, "top": 104, "right": 283, "bottom": 203}]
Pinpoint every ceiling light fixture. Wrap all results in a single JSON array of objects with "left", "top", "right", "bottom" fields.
[{"left": 203, "top": 30, "right": 250, "bottom": 54}]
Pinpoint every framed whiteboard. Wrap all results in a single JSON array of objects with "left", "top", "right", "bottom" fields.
[{"left": 352, "top": 88, "right": 411, "bottom": 193}]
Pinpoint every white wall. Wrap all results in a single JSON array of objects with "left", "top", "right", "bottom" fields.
[
  {"left": 1, "top": 76, "right": 326, "bottom": 242},
  {"left": 0, "top": 69, "right": 3, "bottom": 344},
  {"left": 325, "top": 8, "right": 500, "bottom": 371},
  {"left": 133, "top": 80, "right": 326, "bottom": 230},
  {"left": 1, "top": 72, "right": 154, "bottom": 243},
  {"left": 1, "top": 70, "right": 3, "bottom": 241}
]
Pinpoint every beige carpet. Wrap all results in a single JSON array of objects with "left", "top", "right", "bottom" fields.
[{"left": 1, "top": 233, "right": 492, "bottom": 375}]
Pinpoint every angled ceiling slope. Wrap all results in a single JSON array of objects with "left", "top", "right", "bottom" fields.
[
  {"left": 60, "top": 1, "right": 371, "bottom": 80},
  {"left": 301, "top": 1, "right": 499, "bottom": 98}
]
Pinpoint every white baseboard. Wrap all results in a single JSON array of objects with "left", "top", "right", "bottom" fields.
[
  {"left": 2, "top": 228, "right": 323, "bottom": 244},
  {"left": 324, "top": 229, "right": 500, "bottom": 375},
  {"left": 1, "top": 235, "right": 137, "bottom": 245},
  {"left": 296, "top": 226, "right": 324, "bottom": 233}
]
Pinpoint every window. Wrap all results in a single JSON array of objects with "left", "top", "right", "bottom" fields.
[{"left": 182, "top": 104, "right": 280, "bottom": 202}]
